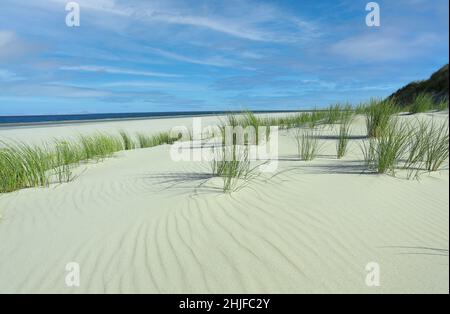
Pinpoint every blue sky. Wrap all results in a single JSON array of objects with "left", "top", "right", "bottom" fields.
[{"left": 0, "top": 0, "right": 448, "bottom": 115}]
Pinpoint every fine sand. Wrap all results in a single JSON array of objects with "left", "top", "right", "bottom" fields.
[{"left": 0, "top": 112, "right": 448, "bottom": 293}]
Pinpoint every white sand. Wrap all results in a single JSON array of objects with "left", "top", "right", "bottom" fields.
[{"left": 0, "top": 112, "right": 448, "bottom": 293}]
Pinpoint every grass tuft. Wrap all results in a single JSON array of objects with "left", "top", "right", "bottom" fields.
[
  {"left": 362, "top": 120, "right": 411, "bottom": 175},
  {"left": 211, "top": 143, "right": 255, "bottom": 192},
  {"left": 422, "top": 120, "right": 449, "bottom": 172},
  {"left": 119, "top": 130, "right": 135, "bottom": 150},
  {"left": 291, "top": 127, "right": 320, "bottom": 161},
  {"left": 365, "top": 98, "right": 398, "bottom": 138},
  {"left": 435, "top": 99, "right": 449, "bottom": 111},
  {"left": 136, "top": 132, "right": 176, "bottom": 148},
  {"left": 53, "top": 139, "right": 80, "bottom": 183},
  {"left": 336, "top": 116, "right": 352, "bottom": 159},
  {"left": 410, "top": 93, "right": 434, "bottom": 114},
  {"left": 0, "top": 128, "right": 184, "bottom": 194},
  {"left": 0, "top": 141, "right": 51, "bottom": 192}
]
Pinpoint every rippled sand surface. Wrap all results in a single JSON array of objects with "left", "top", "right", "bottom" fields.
[{"left": 0, "top": 113, "right": 448, "bottom": 293}]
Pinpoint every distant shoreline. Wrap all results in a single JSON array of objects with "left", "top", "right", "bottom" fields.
[{"left": 0, "top": 110, "right": 304, "bottom": 128}]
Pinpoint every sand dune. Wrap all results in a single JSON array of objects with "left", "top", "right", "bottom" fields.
[{"left": 0, "top": 113, "right": 448, "bottom": 293}]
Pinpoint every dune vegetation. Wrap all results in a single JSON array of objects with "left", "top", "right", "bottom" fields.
[
  {"left": 136, "top": 131, "right": 178, "bottom": 148},
  {"left": 291, "top": 127, "right": 321, "bottom": 161},
  {"left": 409, "top": 93, "right": 435, "bottom": 114},
  {"left": 365, "top": 98, "right": 399, "bottom": 138},
  {"left": 362, "top": 118, "right": 449, "bottom": 177},
  {"left": 388, "top": 64, "right": 449, "bottom": 108},
  {"left": 210, "top": 143, "right": 256, "bottom": 192},
  {"left": 0, "top": 93, "right": 448, "bottom": 194},
  {"left": 0, "top": 131, "right": 177, "bottom": 193},
  {"left": 362, "top": 119, "right": 412, "bottom": 175},
  {"left": 336, "top": 113, "right": 353, "bottom": 159}
]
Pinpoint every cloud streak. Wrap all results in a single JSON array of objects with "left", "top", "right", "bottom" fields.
[
  {"left": 0, "top": 0, "right": 448, "bottom": 114},
  {"left": 146, "top": 48, "right": 237, "bottom": 67},
  {"left": 44, "top": 0, "right": 317, "bottom": 43},
  {"left": 0, "top": 30, "right": 34, "bottom": 62},
  {"left": 59, "top": 65, "right": 182, "bottom": 77},
  {"left": 330, "top": 30, "right": 441, "bottom": 61}
]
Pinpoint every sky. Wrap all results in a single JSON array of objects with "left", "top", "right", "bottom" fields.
[{"left": 0, "top": 0, "right": 448, "bottom": 115}]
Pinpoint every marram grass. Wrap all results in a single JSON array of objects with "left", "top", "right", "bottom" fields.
[
  {"left": 119, "top": 130, "right": 136, "bottom": 150},
  {"left": 365, "top": 98, "right": 398, "bottom": 138},
  {"left": 53, "top": 139, "right": 80, "bottom": 183},
  {"left": 136, "top": 131, "right": 177, "bottom": 148},
  {"left": 362, "top": 119, "right": 411, "bottom": 175},
  {"left": 291, "top": 127, "right": 320, "bottom": 161},
  {"left": 410, "top": 93, "right": 434, "bottom": 114},
  {"left": 79, "top": 133, "right": 123, "bottom": 161},
  {"left": 0, "top": 141, "right": 52, "bottom": 192},
  {"left": 217, "top": 105, "right": 359, "bottom": 133},
  {"left": 362, "top": 118, "right": 448, "bottom": 178},
  {"left": 422, "top": 120, "right": 449, "bottom": 172},
  {"left": 210, "top": 143, "right": 256, "bottom": 193},
  {"left": 336, "top": 116, "right": 352, "bottom": 159},
  {"left": 0, "top": 130, "right": 180, "bottom": 193},
  {"left": 435, "top": 99, "right": 449, "bottom": 111}
]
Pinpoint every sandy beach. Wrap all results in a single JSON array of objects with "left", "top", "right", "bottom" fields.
[{"left": 0, "top": 112, "right": 448, "bottom": 294}]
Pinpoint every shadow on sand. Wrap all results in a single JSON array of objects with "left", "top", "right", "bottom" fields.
[
  {"left": 139, "top": 172, "right": 222, "bottom": 194},
  {"left": 312, "top": 134, "right": 368, "bottom": 140},
  {"left": 379, "top": 246, "right": 449, "bottom": 258}
]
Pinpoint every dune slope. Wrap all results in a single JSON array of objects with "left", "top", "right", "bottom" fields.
[{"left": 0, "top": 113, "right": 448, "bottom": 293}]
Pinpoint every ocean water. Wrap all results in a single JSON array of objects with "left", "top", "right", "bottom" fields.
[{"left": 0, "top": 110, "right": 298, "bottom": 125}]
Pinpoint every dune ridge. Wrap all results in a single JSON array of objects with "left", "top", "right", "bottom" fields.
[{"left": 0, "top": 113, "right": 448, "bottom": 293}]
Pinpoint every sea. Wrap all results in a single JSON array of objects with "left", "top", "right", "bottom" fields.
[{"left": 0, "top": 110, "right": 299, "bottom": 126}]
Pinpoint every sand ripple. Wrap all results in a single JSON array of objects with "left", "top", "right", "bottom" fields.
[{"left": 0, "top": 128, "right": 448, "bottom": 293}]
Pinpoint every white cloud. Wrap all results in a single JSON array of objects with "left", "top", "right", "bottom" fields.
[
  {"left": 36, "top": 0, "right": 317, "bottom": 43},
  {"left": 146, "top": 48, "right": 236, "bottom": 67},
  {"left": 1, "top": 82, "right": 110, "bottom": 98},
  {"left": 0, "top": 30, "right": 32, "bottom": 61},
  {"left": 48, "top": 0, "right": 129, "bottom": 16},
  {"left": 59, "top": 65, "right": 182, "bottom": 77},
  {"left": 0, "top": 30, "right": 15, "bottom": 46},
  {"left": 0, "top": 69, "right": 23, "bottom": 82},
  {"left": 149, "top": 13, "right": 273, "bottom": 42},
  {"left": 99, "top": 80, "right": 206, "bottom": 91},
  {"left": 239, "top": 51, "right": 264, "bottom": 60},
  {"left": 139, "top": 4, "right": 317, "bottom": 43},
  {"left": 330, "top": 31, "right": 441, "bottom": 61}
]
